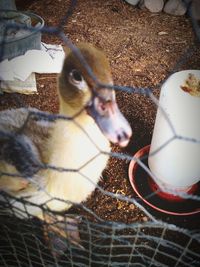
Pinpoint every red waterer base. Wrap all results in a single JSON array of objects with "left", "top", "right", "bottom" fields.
[{"left": 128, "top": 145, "right": 200, "bottom": 216}]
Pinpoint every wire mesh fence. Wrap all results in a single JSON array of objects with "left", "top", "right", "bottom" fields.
[{"left": 0, "top": 0, "right": 200, "bottom": 266}]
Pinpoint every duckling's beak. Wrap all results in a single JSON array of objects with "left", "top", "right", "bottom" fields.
[{"left": 86, "top": 90, "right": 132, "bottom": 147}]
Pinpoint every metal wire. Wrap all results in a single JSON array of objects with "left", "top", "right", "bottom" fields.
[{"left": 0, "top": 0, "right": 200, "bottom": 266}]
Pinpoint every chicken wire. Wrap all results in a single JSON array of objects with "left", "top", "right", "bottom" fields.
[{"left": 0, "top": 0, "right": 200, "bottom": 266}]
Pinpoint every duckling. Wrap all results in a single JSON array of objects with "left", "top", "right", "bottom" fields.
[{"left": 0, "top": 43, "right": 132, "bottom": 249}]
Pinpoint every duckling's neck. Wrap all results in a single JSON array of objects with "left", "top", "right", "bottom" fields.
[
  {"left": 49, "top": 114, "right": 110, "bottom": 175},
  {"left": 59, "top": 99, "right": 77, "bottom": 117},
  {"left": 48, "top": 97, "right": 110, "bottom": 169},
  {"left": 59, "top": 98, "right": 92, "bottom": 127},
  {"left": 45, "top": 98, "right": 110, "bottom": 211}
]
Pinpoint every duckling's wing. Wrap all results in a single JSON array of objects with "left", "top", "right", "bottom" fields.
[{"left": 0, "top": 108, "right": 54, "bottom": 193}]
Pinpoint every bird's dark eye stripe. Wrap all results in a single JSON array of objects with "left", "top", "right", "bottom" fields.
[{"left": 71, "top": 70, "right": 82, "bottom": 82}]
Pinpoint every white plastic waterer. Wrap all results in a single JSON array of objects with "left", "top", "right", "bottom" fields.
[{"left": 148, "top": 70, "right": 200, "bottom": 193}]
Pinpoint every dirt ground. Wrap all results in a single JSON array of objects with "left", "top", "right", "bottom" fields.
[{"left": 2, "top": 0, "right": 200, "bottom": 230}]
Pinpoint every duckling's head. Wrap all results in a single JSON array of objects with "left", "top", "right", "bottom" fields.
[{"left": 58, "top": 43, "right": 132, "bottom": 147}]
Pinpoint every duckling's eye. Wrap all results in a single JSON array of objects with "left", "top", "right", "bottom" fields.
[
  {"left": 69, "top": 69, "right": 83, "bottom": 83},
  {"left": 68, "top": 69, "right": 88, "bottom": 91}
]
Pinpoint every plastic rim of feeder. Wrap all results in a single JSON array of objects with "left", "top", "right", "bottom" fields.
[
  {"left": 0, "top": 10, "right": 44, "bottom": 60},
  {"left": 128, "top": 145, "right": 200, "bottom": 216}
]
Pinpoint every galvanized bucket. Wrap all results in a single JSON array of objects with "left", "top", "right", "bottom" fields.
[{"left": 0, "top": 10, "right": 44, "bottom": 61}]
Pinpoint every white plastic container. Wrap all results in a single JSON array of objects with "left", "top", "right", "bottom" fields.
[
  {"left": 148, "top": 70, "right": 200, "bottom": 191},
  {"left": 124, "top": 0, "right": 140, "bottom": 6}
]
